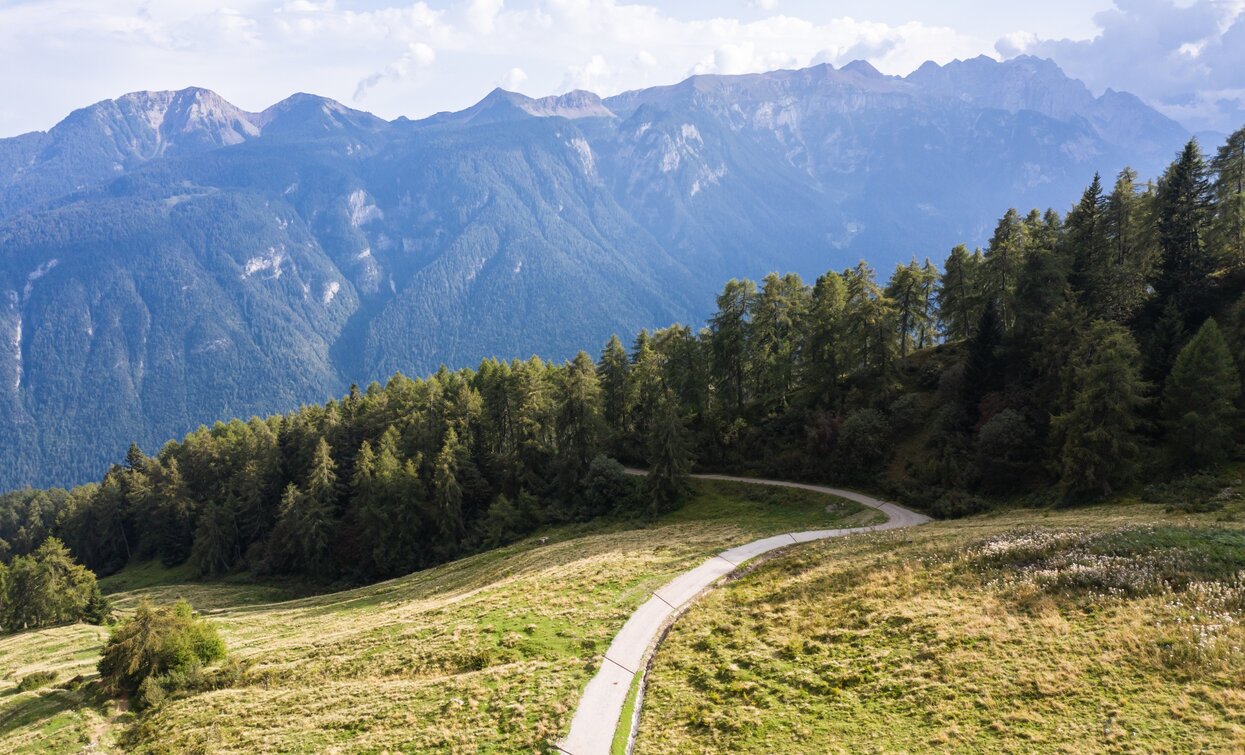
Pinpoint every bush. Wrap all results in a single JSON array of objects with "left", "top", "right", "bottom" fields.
[
  {"left": 929, "top": 490, "right": 990, "bottom": 519},
  {"left": 97, "top": 599, "right": 225, "bottom": 708},
  {"left": 581, "top": 455, "right": 639, "bottom": 518},
  {"left": 887, "top": 394, "right": 926, "bottom": 433},
  {"left": 832, "top": 409, "right": 891, "bottom": 481},
  {"left": 16, "top": 671, "right": 56, "bottom": 692},
  {"left": 974, "top": 409, "right": 1035, "bottom": 492}
]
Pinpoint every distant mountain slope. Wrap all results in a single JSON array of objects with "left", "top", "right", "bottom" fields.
[{"left": 0, "top": 56, "right": 1191, "bottom": 489}]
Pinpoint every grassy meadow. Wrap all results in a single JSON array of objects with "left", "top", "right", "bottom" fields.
[
  {"left": 0, "top": 479, "right": 877, "bottom": 753},
  {"left": 634, "top": 491, "right": 1245, "bottom": 753}
]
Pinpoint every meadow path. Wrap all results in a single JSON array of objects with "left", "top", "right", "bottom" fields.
[{"left": 555, "top": 473, "right": 932, "bottom": 755}]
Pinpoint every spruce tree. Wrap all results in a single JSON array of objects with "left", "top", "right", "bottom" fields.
[
  {"left": 1211, "top": 126, "right": 1245, "bottom": 264},
  {"left": 555, "top": 351, "right": 605, "bottom": 497},
  {"left": 1155, "top": 139, "right": 1214, "bottom": 319},
  {"left": 1162, "top": 318, "right": 1241, "bottom": 468},
  {"left": 709, "top": 279, "right": 755, "bottom": 415},
  {"left": 1066, "top": 173, "right": 1107, "bottom": 296},
  {"left": 937, "top": 244, "right": 983, "bottom": 341},
  {"left": 598, "top": 335, "right": 630, "bottom": 441},
  {"left": 1050, "top": 321, "right": 1148, "bottom": 499},
  {"left": 645, "top": 390, "right": 692, "bottom": 518},
  {"left": 800, "top": 270, "right": 846, "bottom": 408}
]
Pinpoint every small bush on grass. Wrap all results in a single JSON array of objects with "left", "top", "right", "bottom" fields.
[
  {"left": 16, "top": 671, "right": 56, "bottom": 692},
  {"left": 97, "top": 599, "right": 225, "bottom": 709}
]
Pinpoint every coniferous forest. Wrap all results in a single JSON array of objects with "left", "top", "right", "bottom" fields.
[{"left": 3, "top": 129, "right": 1245, "bottom": 588}]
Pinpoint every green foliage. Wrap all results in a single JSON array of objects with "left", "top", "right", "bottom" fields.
[
  {"left": 97, "top": 599, "right": 226, "bottom": 708},
  {"left": 1162, "top": 318, "right": 1241, "bottom": 469},
  {"left": 16, "top": 671, "right": 57, "bottom": 692},
  {"left": 832, "top": 409, "right": 890, "bottom": 481},
  {"left": 1051, "top": 321, "right": 1149, "bottom": 499},
  {"left": 0, "top": 538, "right": 107, "bottom": 633}
]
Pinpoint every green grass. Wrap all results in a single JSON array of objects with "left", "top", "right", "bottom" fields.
[
  {"left": 634, "top": 499, "right": 1245, "bottom": 753},
  {"left": 1, "top": 479, "right": 874, "bottom": 753}
]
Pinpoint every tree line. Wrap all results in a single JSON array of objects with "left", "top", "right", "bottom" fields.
[{"left": 1, "top": 127, "right": 1244, "bottom": 586}]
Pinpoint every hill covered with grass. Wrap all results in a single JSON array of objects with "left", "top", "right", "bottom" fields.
[
  {"left": 0, "top": 479, "right": 876, "bottom": 753},
  {"left": 634, "top": 476, "right": 1245, "bottom": 752}
]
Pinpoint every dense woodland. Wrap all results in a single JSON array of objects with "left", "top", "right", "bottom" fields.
[{"left": 1, "top": 128, "right": 1244, "bottom": 590}]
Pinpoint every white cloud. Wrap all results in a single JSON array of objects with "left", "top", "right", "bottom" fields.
[
  {"left": 500, "top": 66, "right": 529, "bottom": 90},
  {"left": 996, "top": 0, "right": 1245, "bottom": 132},
  {"left": 0, "top": 1, "right": 987, "bottom": 135},
  {"left": 354, "top": 42, "right": 437, "bottom": 101}
]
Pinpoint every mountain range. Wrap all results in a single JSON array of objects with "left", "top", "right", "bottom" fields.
[{"left": 0, "top": 55, "right": 1192, "bottom": 490}]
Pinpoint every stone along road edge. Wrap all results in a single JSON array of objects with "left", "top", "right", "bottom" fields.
[{"left": 555, "top": 473, "right": 934, "bottom": 755}]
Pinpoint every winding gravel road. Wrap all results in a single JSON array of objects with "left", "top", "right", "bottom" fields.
[{"left": 555, "top": 473, "right": 932, "bottom": 755}]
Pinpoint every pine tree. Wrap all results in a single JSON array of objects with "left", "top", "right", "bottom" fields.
[
  {"left": 709, "top": 279, "right": 755, "bottom": 415},
  {"left": 598, "top": 335, "right": 630, "bottom": 441},
  {"left": 1051, "top": 321, "right": 1148, "bottom": 499},
  {"left": 1212, "top": 126, "right": 1245, "bottom": 265},
  {"left": 963, "top": 301, "right": 1004, "bottom": 413},
  {"left": 842, "top": 261, "right": 896, "bottom": 374},
  {"left": 1162, "top": 318, "right": 1241, "bottom": 468},
  {"left": 645, "top": 390, "right": 692, "bottom": 518},
  {"left": 983, "top": 209, "right": 1027, "bottom": 330},
  {"left": 799, "top": 270, "right": 846, "bottom": 409},
  {"left": 432, "top": 429, "right": 465, "bottom": 545},
  {"left": 1098, "top": 167, "right": 1155, "bottom": 321},
  {"left": 749, "top": 272, "right": 808, "bottom": 410},
  {"left": 885, "top": 261, "right": 923, "bottom": 358},
  {"left": 554, "top": 351, "right": 605, "bottom": 497},
  {"left": 1065, "top": 174, "right": 1107, "bottom": 296},
  {"left": 937, "top": 244, "right": 983, "bottom": 341},
  {"left": 1155, "top": 139, "right": 1214, "bottom": 320}
]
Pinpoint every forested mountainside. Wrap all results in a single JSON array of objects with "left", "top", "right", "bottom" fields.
[
  {"left": 4, "top": 125, "right": 1243, "bottom": 588},
  {"left": 0, "top": 56, "right": 1192, "bottom": 490}
]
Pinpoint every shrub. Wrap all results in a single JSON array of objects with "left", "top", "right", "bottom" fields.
[
  {"left": 16, "top": 671, "right": 56, "bottom": 692},
  {"left": 582, "top": 455, "right": 640, "bottom": 518},
  {"left": 929, "top": 490, "right": 990, "bottom": 519},
  {"left": 97, "top": 599, "right": 225, "bottom": 708},
  {"left": 974, "top": 409, "right": 1035, "bottom": 492},
  {"left": 831, "top": 409, "right": 891, "bottom": 481},
  {"left": 887, "top": 393, "right": 926, "bottom": 433}
]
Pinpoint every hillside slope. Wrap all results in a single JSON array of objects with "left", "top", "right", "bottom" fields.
[{"left": 0, "top": 479, "right": 877, "bottom": 753}]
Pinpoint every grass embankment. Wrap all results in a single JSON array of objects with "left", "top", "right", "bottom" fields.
[
  {"left": 0, "top": 479, "right": 876, "bottom": 753},
  {"left": 634, "top": 496, "right": 1245, "bottom": 753}
]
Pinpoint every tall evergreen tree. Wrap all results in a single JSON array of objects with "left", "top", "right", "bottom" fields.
[
  {"left": 937, "top": 244, "right": 984, "bottom": 341},
  {"left": 1050, "top": 321, "right": 1148, "bottom": 499},
  {"left": 598, "top": 335, "right": 630, "bottom": 442},
  {"left": 1162, "top": 318, "right": 1241, "bottom": 468},
  {"left": 749, "top": 272, "right": 808, "bottom": 411},
  {"left": 983, "top": 209, "right": 1027, "bottom": 330},
  {"left": 645, "top": 391, "right": 692, "bottom": 518},
  {"left": 1098, "top": 167, "right": 1155, "bottom": 322},
  {"left": 554, "top": 352, "right": 605, "bottom": 497},
  {"left": 1065, "top": 173, "right": 1107, "bottom": 296},
  {"left": 1212, "top": 126, "right": 1245, "bottom": 265},
  {"left": 800, "top": 270, "right": 846, "bottom": 408},
  {"left": 709, "top": 279, "right": 756, "bottom": 415},
  {"left": 1155, "top": 139, "right": 1214, "bottom": 320}
]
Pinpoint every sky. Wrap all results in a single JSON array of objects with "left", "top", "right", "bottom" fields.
[{"left": 0, "top": 0, "right": 1243, "bottom": 137}]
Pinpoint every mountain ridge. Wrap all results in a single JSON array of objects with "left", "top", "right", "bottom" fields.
[{"left": 0, "top": 56, "right": 1196, "bottom": 490}]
